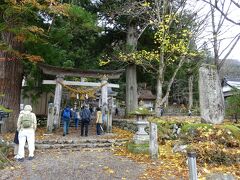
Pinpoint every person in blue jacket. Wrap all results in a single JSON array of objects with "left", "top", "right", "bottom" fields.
[{"left": 62, "top": 105, "right": 72, "bottom": 136}]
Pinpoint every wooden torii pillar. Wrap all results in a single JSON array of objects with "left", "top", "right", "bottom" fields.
[
  {"left": 53, "top": 75, "right": 64, "bottom": 129},
  {"left": 101, "top": 75, "right": 108, "bottom": 107},
  {"left": 101, "top": 75, "right": 111, "bottom": 132}
]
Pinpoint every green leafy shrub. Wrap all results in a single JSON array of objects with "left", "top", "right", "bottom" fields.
[
  {"left": 0, "top": 140, "right": 10, "bottom": 169},
  {"left": 226, "top": 89, "right": 240, "bottom": 123}
]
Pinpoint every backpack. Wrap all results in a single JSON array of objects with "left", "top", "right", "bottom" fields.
[
  {"left": 21, "top": 113, "right": 33, "bottom": 128},
  {"left": 81, "top": 109, "right": 90, "bottom": 122},
  {"left": 63, "top": 108, "right": 70, "bottom": 118}
]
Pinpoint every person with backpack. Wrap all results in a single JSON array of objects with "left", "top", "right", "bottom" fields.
[
  {"left": 80, "top": 104, "right": 91, "bottom": 136},
  {"left": 17, "top": 105, "right": 37, "bottom": 162},
  {"left": 73, "top": 108, "right": 81, "bottom": 129},
  {"left": 62, "top": 105, "right": 72, "bottom": 136}
]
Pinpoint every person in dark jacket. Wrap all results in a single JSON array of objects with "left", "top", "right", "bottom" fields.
[
  {"left": 80, "top": 104, "right": 91, "bottom": 136},
  {"left": 115, "top": 107, "right": 119, "bottom": 116},
  {"left": 13, "top": 130, "right": 19, "bottom": 159}
]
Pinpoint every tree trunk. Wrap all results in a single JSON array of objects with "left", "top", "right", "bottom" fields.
[
  {"left": 199, "top": 64, "right": 224, "bottom": 124},
  {"left": 0, "top": 60, "right": 23, "bottom": 132},
  {"left": 0, "top": 32, "right": 23, "bottom": 132},
  {"left": 155, "top": 56, "right": 184, "bottom": 116},
  {"left": 126, "top": 64, "right": 138, "bottom": 114},
  {"left": 155, "top": 54, "right": 164, "bottom": 115},
  {"left": 125, "top": 25, "right": 138, "bottom": 114},
  {"left": 161, "top": 57, "right": 184, "bottom": 106},
  {"left": 188, "top": 74, "right": 193, "bottom": 110}
]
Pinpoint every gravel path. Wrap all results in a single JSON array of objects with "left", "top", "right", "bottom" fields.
[{"left": 0, "top": 149, "right": 146, "bottom": 180}]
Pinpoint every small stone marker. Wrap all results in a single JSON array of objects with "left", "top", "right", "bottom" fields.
[
  {"left": 47, "top": 103, "right": 54, "bottom": 133},
  {"left": 149, "top": 122, "right": 158, "bottom": 159},
  {"left": 188, "top": 151, "right": 197, "bottom": 180},
  {"left": 206, "top": 173, "right": 236, "bottom": 180}
]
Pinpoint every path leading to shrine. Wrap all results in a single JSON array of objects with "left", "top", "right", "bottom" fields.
[
  {"left": 1, "top": 148, "right": 146, "bottom": 180},
  {"left": 0, "top": 126, "right": 147, "bottom": 180}
]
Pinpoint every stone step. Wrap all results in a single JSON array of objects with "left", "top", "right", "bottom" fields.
[
  {"left": 34, "top": 138, "right": 128, "bottom": 149},
  {"left": 35, "top": 142, "right": 125, "bottom": 149}
]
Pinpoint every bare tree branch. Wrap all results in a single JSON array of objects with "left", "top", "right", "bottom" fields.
[
  {"left": 161, "top": 56, "right": 185, "bottom": 105},
  {"left": 231, "top": 0, "right": 240, "bottom": 8},
  {"left": 202, "top": 0, "right": 240, "bottom": 25},
  {"left": 219, "top": 33, "right": 240, "bottom": 69}
]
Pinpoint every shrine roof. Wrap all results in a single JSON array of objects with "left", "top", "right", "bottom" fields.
[
  {"left": 138, "top": 89, "right": 156, "bottom": 100},
  {"left": 223, "top": 77, "right": 240, "bottom": 93},
  {"left": 38, "top": 63, "right": 124, "bottom": 79}
]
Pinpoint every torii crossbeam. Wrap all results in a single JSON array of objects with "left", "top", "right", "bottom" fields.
[{"left": 42, "top": 80, "right": 119, "bottom": 88}]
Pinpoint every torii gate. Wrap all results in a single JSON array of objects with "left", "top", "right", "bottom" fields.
[{"left": 38, "top": 63, "right": 124, "bottom": 132}]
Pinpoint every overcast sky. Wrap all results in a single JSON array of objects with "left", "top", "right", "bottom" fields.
[{"left": 190, "top": 0, "right": 240, "bottom": 60}]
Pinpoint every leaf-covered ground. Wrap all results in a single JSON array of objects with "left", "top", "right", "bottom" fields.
[
  {"left": 1, "top": 117, "right": 240, "bottom": 179},
  {"left": 113, "top": 118, "right": 240, "bottom": 179}
]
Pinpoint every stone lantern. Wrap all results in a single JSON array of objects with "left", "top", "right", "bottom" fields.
[
  {"left": 0, "top": 110, "right": 10, "bottom": 133},
  {"left": 131, "top": 101, "right": 155, "bottom": 144}
]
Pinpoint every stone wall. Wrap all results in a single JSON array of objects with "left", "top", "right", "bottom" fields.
[{"left": 112, "top": 119, "right": 138, "bottom": 132}]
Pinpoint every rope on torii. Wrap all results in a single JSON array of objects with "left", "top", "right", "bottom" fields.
[{"left": 57, "top": 80, "right": 108, "bottom": 98}]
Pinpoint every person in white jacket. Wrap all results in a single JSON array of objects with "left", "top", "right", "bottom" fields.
[{"left": 17, "top": 105, "right": 37, "bottom": 161}]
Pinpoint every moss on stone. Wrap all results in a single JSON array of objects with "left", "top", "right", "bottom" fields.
[
  {"left": 127, "top": 142, "right": 149, "bottom": 154},
  {"left": 130, "top": 107, "right": 155, "bottom": 116},
  {"left": 222, "top": 124, "right": 240, "bottom": 140}
]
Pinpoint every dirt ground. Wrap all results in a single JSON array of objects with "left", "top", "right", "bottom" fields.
[{"left": 0, "top": 148, "right": 146, "bottom": 180}]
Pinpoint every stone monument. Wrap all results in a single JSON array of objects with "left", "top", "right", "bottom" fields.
[{"left": 199, "top": 64, "right": 225, "bottom": 124}]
